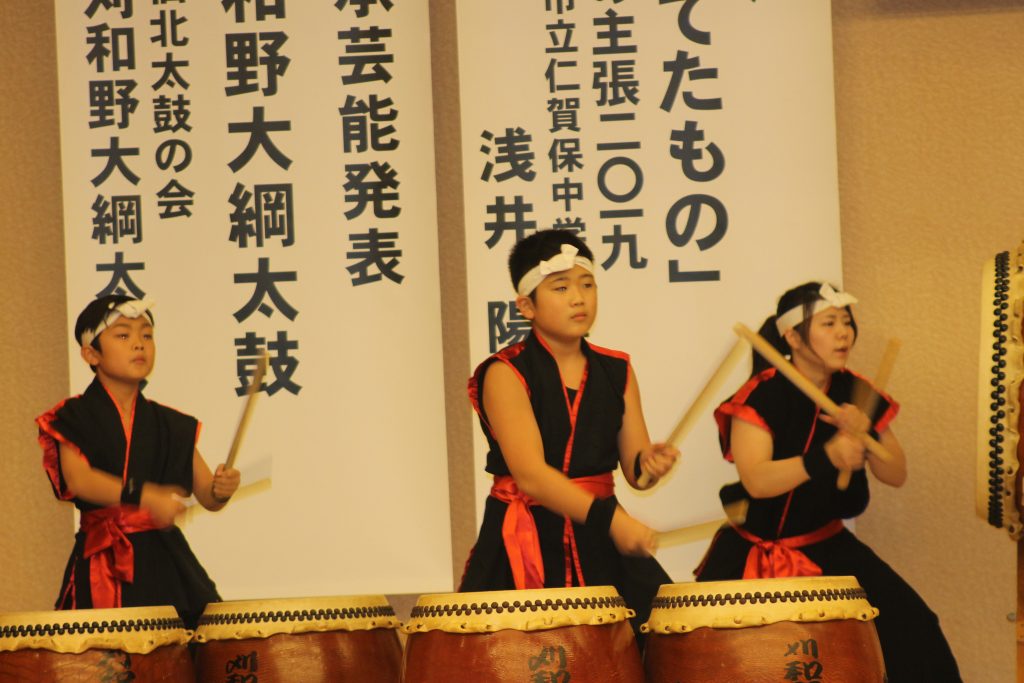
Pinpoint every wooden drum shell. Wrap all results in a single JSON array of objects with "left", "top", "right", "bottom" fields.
[
  {"left": 401, "top": 586, "right": 644, "bottom": 683},
  {"left": 0, "top": 605, "right": 194, "bottom": 682},
  {"left": 192, "top": 595, "right": 402, "bottom": 683},
  {"left": 642, "top": 577, "right": 886, "bottom": 683}
]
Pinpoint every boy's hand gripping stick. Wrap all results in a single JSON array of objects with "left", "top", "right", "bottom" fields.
[
  {"left": 636, "top": 338, "right": 749, "bottom": 489},
  {"left": 837, "top": 338, "right": 901, "bottom": 490},
  {"left": 224, "top": 353, "right": 268, "bottom": 470},
  {"left": 732, "top": 323, "right": 895, "bottom": 464}
]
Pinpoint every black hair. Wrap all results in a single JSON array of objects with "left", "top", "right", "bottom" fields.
[
  {"left": 74, "top": 295, "right": 154, "bottom": 352},
  {"left": 752, "top": 281, "right": 858, "bottom": 376},
  {"left": 507, "top": 229, "right": 593, "bottom": 297}
]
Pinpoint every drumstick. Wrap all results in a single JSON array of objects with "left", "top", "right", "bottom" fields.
[
  {"left": 637, "top": 339, "right": 749, "bottom": 489},
  {"left": 732, "top": 323, "right": 895, "bottom": 464},
  {"left": 837, "top": 339, "right": 901, "bottom": 490},
  {"left": 655, "top": 518, "right": 726, "bottom": 548},
  {"left": 224, "top": 353, "right": 268, "bottom": 470}
]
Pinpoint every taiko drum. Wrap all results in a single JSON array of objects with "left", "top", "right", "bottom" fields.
[
  {"left": 0, "top": 605, "right": 194, "bottom": 682},
  {"left": 192, "top": 595, "right": 402, "bottom": 683},
  {"left": 401, "top": 586, "right": 644, "bottom": 682},
  {"left": 642, "top": 576, "right": 886, "bottom": 682}
]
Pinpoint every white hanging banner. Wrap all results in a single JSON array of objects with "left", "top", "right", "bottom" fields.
[
  {"left": 54, "top": 0, "right": 452, "bottom": 598},
  {"left": 457, "top": 0, "right": 843, "bottom": 579}
]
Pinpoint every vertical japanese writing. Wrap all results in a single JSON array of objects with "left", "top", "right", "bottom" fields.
[
  {"left": 151, "top": 0, "right": 195, "bottom": 221},
  {"left": 528, "top": 644, "right": 571, "bottom": 682},
  {"left": 591, "top": 1, "right": 647, "bottom": 274},
  {"left": 86, "top": 0, "right": 146, "bottom": 298},
  {"left": 223, "top": 0, "right": 302, "bottom": 398},
  {"left": 224, "top": 650, "right": 259, "bottom": 683},
  {"left": 783, "top": 638, "right": 824, "bottom": 681},
  {"left": 335, "top": 1, "right": 404, "bottom": 287},
  {"left": 659, "top": 0, "right": 727, "bottom": 282}
]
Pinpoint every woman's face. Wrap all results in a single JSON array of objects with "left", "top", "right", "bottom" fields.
[{"left": 792, "top": 306, "right": 856, "bottom": 375}]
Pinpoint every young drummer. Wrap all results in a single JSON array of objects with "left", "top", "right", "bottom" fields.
[
  {"left": 696, "top": 282, "right": 960, "bottom": 682},
  {"left": 459, "top": 229, "right": 679, "bottom": 627},
  {"left": 36, "top": 295, "right": 240, "bottom": 628}
]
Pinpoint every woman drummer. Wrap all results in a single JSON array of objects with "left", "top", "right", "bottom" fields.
[{"left": 695, "top": 281, "right": 960, "bottom": 682}]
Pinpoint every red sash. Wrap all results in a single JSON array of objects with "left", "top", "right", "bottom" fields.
[
  {"left": 733, "top": 519, "right": 844, "bottom": 579},
  {"left": 490, "top": 473, "right": 615, "bottom": 590},
  {"left": 80, "top": 506, "right": 161, "bottom": 608}
]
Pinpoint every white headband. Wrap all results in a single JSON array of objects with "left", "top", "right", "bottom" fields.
[
  {"left": 80, "top": 299, "right": 156, "bottom": 348},
  {"left": 775, "top": 283, "right": 857, "bottom": 335},
  {"left": 515, "top": 244, "right": 595, "bottom": 297}
]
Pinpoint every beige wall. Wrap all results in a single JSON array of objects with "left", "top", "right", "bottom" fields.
[
  {"left": 3, "top": 0, "right": 1020, "bottom": 679},
  {"left": 834, "top": 1, "right": 1023, "bottom": 680},
  {"left": 0, "top": 1, "right": 73, "bottom": 610}
]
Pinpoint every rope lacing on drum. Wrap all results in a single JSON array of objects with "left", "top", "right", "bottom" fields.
[
  {"left": 0, "top": 617, "right": 185, "bottom": 640},
  {"left": 648, "top": 587, "right": 869, "bottom": 611},
  {"left": 198, "top": 605, "right": 396, "bottom": 628},
  {"left": 987, "top": 250, "right": 1011, "bottom": 528},
  {"left": 409, "top": 595, "right": 627, "bottom": 619}
]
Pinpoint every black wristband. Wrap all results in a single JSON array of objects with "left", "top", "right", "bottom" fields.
[
  {"left": 633, "top": 452, "right": 643, "bottom": 480},
  {"left": 802, "top": 445, "right": 839, "bottom": 481},
  {"left": 120, "top": 477, "right": 142, "bottom": 506},
  {"left": 585, "top": 496, "right": 617, "bottom": 539}
]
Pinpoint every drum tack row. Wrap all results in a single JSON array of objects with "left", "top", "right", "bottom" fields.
[{"left": 0, "top": 576, "right": 885, "bottom": 682}]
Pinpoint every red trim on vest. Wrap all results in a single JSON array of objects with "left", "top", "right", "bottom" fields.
[
  {"left": 714, "top": 368, "right": 776, "bottom": 461},
  {"left": 467, "top": 342, "right": 529, "bottom": 435},
  {"left": 97, "top": 381, "right": 136, "bottom": 486},
  {"left": 35, "top": 398, "right": 81, "bottom": 500}
]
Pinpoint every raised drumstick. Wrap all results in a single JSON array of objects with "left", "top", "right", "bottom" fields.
[
  {"left": 732, "top": 323, "right": 895, "bottom": 464},
  {"left": 224, "top": 353, "right": 268, "bottom": 470},
  {"left": 655, "top": 518, "right": 726, "bottom": 549},
  {"left": 837, "top": 339, "right": 901, "bottom": 490},
  {"left": 637, "top": 339, "right": 749, "bottom": 489}
]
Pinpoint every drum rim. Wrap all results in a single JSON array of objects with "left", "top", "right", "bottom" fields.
[
  {"left": 402, "top": 585, "right": 635, "bottom": 634},
  {"left": 194, "top": 595, "right": 400, "bottom": 642},
  {"left": 977, "top": 248, "right": 1023, "bottom": 539},
  {"left": 0, "top": 605, "right": 190, "bottom": 654},
  {"left": 641, "top": 576, "right": 879, "bottom": 634}
]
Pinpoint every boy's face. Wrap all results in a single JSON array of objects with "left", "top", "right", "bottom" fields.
[
  {"left": 516, "top": 264, "right": 597, "bottom": 342},
  {"left": 81, "top": 315, "right": 156, "bottom": 384}
]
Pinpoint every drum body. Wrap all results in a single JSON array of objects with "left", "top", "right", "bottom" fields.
[
  {"left": 0, "top": 605, "right": 194, "bottom": 682},
  {"left": 402, "top": 586, "right": 644, "bottom": 682},
  {"left": 977, "top": 246, "right": 1024, "bottom": 538},
  {"left": 642, "top": 576, "right": 885, "bottom": 683},
  {"left": 193, "top": 595, "right": 402, "bottom": 683}
]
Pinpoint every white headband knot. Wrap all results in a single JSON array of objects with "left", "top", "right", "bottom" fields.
[
  {"left": 80, "top": 298, "right": 156, "bottom": 348},
  {"left": 515, "top": 244, "right": 595, "bottom": 296},
  {"left": 775, "top": 283, "right": 857, "bottom": 335}
]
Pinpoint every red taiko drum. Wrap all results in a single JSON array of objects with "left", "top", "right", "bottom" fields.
[
  {"left": 193, "top": 595, "right": 402, "bottom": 683},
  {"left": 401, "top": 586, "right": 644, "bottom": 682},
  {"left": 0, "top": 605, "right": 194, "bottom": 682},
  {"left": 642, "top": 576, "right": 886, "bottom": 682}
]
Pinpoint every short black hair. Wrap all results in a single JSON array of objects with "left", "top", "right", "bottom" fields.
[
  {"left": 752, "top": 281, "right": 858, "bottom": 375},
  {"left": 74, "top": 295, "right": 152, "bottom": 351},
  {"left": 507, "top": 229, "right": 593, "bottom": 296}
]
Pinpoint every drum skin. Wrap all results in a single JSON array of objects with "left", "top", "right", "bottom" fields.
[
  {"left": 192, "top": 596, "right": 402, "bottom": 683},
  {"left": 644, "top": 619, "right": 885, "bottom": 683},
  {"left": 0, "top": 645, "right": 194, "bottom": 682},
  {"left": 403, "top": 620, "right": 643, "bottom": 682}
]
